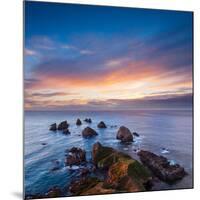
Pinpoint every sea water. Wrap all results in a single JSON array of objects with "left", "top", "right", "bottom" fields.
[{"left": 24, "top": 110, "right": 193, "bottom": 195}]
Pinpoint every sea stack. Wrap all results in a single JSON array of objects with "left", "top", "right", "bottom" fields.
[
  {"left": 116, "top": 126, "right": 133, "bottom": 142},
  {"left": 97, "top": 121, "right": 107, "bottom": 128},
  {"left": 82, "top": 127, "right": 98, "bottom": 138},
  {"left": 76, "top": 118, "right": 82, "bottom": 126}
]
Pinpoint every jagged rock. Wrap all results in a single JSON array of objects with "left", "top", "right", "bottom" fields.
[
  {"left": 49, "top": 123, "right": 57, "bottom": 131},
  {"left": 80, "top": 182, "right": 116, "bottom": 195},
  {"left": 63, "top": 129, "right": 70, "bottom": 135},
  {"left": 76, "top": 118, "right": 82, "bottom": 126},
  {"left": 69, "top": 177, "right": 100, "bottom": 195},
  {"left": 92, "top": 142, "right": 151, "bottom": 192},
  {"left": 57, "top": 121, "right": 69, "bottom": 130},
  {"left": 116, "top": 126, "right": 133, "bottom": 142},
  {"left": 133, "top": 132, "right": 140, "bottom": 137},
  {"left": 138, "top": 150, "right": 186, "bottom": 183},
  {"left": 82, "top": 127, "right": 98, "bottom": 138},
  {"left": 65, "top": 147, "right": 86, "bottom": 166},
  {"left": 84, "top": 118, "right": 92, "bottom": 123},
  {"left": 80, "top": 168, "right": 90, "bottom": 177},
  {"left": 97, "top": 121, "right": 107, "bottom": 128}
]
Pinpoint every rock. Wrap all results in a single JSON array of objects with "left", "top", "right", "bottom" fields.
[
  {"left": 92, "top": 142, "right": 151, "bottom": 192},
  {"left": 80, "top": 182, "right": 115, "bottom": 195},
  {"left": 138, "top": 150, "right": 186, "bottom": 183},
  {"left": 116, "top": 126, "right": 133, "bottom": 142},
  {"left": 82, "top": 127, "right": 98, "bottom": 138},
  {"left": 69, "top": 177, "right": 100, "bottom": 195},
  {"left": 57, "top": 121, "right": 69, "bottom": 130},
  {"left": 133, "top": 132, "right": 140, "bottom": 137},
  {"left": 80, "top": 168, "right": 90, "bottom": 177},
  {"left": 49, "top": 123, "right": 57, "bottom": 131},
  {"left": 65, "top": 147, "right": 86, "bottom": 166},
  {"left": 45, "top": 186, "right": 62, "bottom": 198},
  {"left": 97, "top": 121, "right": 107, "bottom": 128},
  {"left": 63, "top": 128, "right": 70, "bottom": 135},
  {"left": 76, "top": 118, "right": 82, "bottom": 126},
  {"left": 41, "top": 142, "right": 47, "bottom": 145},
  {"left": 84, "top": 118, "right": 92, "bottom": 123}
]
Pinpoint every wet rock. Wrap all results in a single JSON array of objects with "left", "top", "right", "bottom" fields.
[
  {"left": 116, "top": 126, "right": 133, "bottom": 142},
  {"left": 84, "top": 118, "right": 92, "bottom": 123},
  {"left": 97, "top": 121, "right": 107, "bottom": 128},
  {"left": 133, "top": 132, "right": 140, "bottom": 137},
  {"left": 65, "top": 147, "right": 86, "bottom": 166},
  {"left": 138, "top": 150, "right": 186, "bottom": 183},
  {"left": 45, "top": 186, "right": 62, "bottom": 198},
  {"left": 51, "top": 160, "right": 61, "bottom": 171},
  {"left": 69, "top": 177, "right": 100, "bottom": 195},
  {"left": 80, "top": 182, "right": 116, "bottom": 195},
  {"left": 41, "top": 142, "right": 47, "bottom": 145},
  {"left": 49, "top": 123, "right": 57, "bottom": 131},
  {"left": 92, "top": 142, "right": 151, "bottom": 192},
  {"left": 82, "top": 127, "right": 98, "bottom": 138},
  {"left": 76, "top": 118, "right": 82, "bottom": 126},
  {"left": 63, "top": 128, "right": 70, "bottom": 135},
  {"left": 80, "top": 168, "right": 90, "bottom": 177},
  {"left": 57, "top": 121, "right": 69, "bottom": 130}
]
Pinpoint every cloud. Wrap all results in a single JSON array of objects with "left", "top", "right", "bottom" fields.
[
  {"left": 25, "top": 93, "right": 192, "bottom": 111},
  {"left": 25, "top": 48, "right": 37, "bottom": 56}
]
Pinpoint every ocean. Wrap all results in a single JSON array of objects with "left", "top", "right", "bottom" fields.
[{"left": 24, "top": 110, "right": 193, "bottom": 196}]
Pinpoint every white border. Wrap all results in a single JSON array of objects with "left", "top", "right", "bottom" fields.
[{"left": 0, "top": 0, "right": 199, "bottom": 200}]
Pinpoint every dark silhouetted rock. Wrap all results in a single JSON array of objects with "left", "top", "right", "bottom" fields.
[
  {"left": 49, "top": 123, "right": 57, "bottom": 131},
  {"left": 80, "top": 168, "right": 90, "bottom": 177},
  {"left": 76, "top": 118, "right": 82, "bottom": 126},
  {"left": 41, "top": 142, "right": 47, "bottom": 146},
  {"left": 97, "top": 121, "right": 107, "bottom": 128},
  {"left": 138, "top": 150, "right": 186, "bottom": 183},
  {"left": 133, "top": 132, "right": 140, "bottom": 137},
  {"left": 63, "top": 129, "right": 70, "bottom": 135},
  {"left": 57, "top": 121, "right": 69, "bottom": 130},
  {"left": 116, "top": 126, "right": 133, "bottom": 142},
  {"left": 84, "top": 118, "right": 92, "bottom": 123},
  {"left": 82, "top": 127, "right": 98, "bottom": 138},
  {"left": 65, "top": 147, "right": 86, "bottom": 166}
]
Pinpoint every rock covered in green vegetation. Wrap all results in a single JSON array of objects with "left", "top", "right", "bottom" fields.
[{"left": 92, "top": 142, "right": 151, "bottom": 192}]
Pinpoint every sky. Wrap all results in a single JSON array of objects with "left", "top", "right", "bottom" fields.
[{"left": 24, "top": 1, "right": 193, "bottom": 111}]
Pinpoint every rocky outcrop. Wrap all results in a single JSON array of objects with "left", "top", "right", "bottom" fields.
[
  {"left": 97, "top": 121, "right": 107, "bottom": 128},
  {"left": 45, "top": 187, "right": 62, "bottom": 198},
  {"left": 49, "top": 123, "right": 57, "bottom": 131},
  {"left": 138, "top": 150, "right": 186, "bottom": 183},
  {"left": 80, "top": 182, "right": 116, "bottom": 195},
  {"left": 116, "top": 126, "right": 133, "bottom": 142},
  {"left": 84, "top": 118, "right": 92, "bottom": 123},
  {"left": 65, "top": 147, "right": 86, "bottom": 166},
  {"left": 82, "top": 127, "right": 98, "bottom": 138},
  {"left": 76, "top": 118, "right": 82, "bottom": 126},
  {"left": 133, "top": 132, "right": 140, "bottom": 137},
  {"left": 63, "top": 129, "right": 70, "bottom": 135},
  {"left": 57, "top": 121, "right": 69, "bottom": 130},
  {"left": 69, "top": 177, "right": 100, "bottom": 195},
  {"left": 92, "top": 142, "right": 151, "bottom": 192}
]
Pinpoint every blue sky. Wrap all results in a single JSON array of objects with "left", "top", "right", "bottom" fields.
[{"left": 24, "top": 1, "right": 193, "bottom": 111}]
